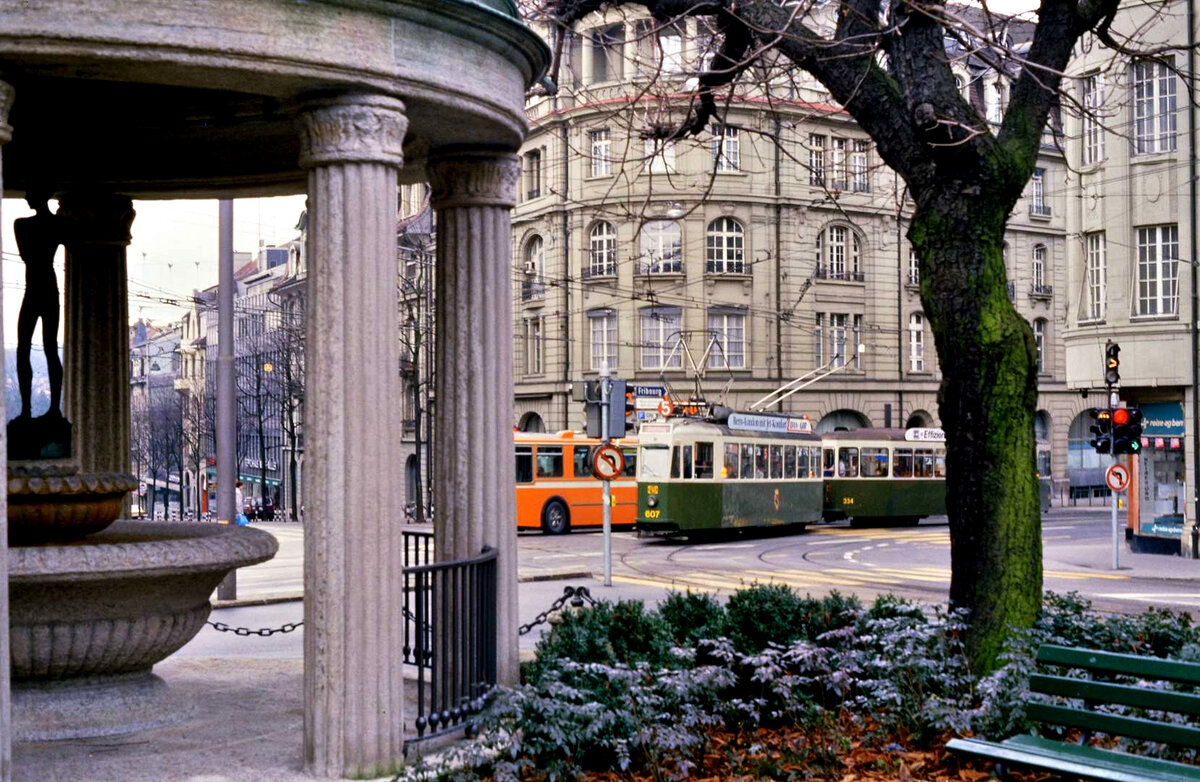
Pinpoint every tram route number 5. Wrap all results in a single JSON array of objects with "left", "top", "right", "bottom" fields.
[
  {"left": 1105, "top": 463, "right": 1130, "bottom": 493},
  {"left": 592, "top": 444, "right": 626, "bottom": 481}
]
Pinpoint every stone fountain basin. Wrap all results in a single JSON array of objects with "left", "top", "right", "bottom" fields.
[{"left": 9, "top": 520, "right": 278, "bottom": 680}]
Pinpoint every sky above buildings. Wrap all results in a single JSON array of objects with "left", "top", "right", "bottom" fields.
[{"left": 0, "top": 194, "right": 306, "bottom": 348}]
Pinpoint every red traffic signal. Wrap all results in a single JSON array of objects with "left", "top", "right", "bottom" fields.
[{"left": 1112, "top": 408, "right": 1129, "bottom": 426}]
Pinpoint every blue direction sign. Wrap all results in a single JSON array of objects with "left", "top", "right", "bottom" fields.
[{"left": 631, "top": 384, "right": 667, "bottom": 398}]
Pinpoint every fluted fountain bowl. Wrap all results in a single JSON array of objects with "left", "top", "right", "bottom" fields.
[
  {"left": 7, "top": 467, "right": 138, "bottom": 544},
  {"left": 8, "top": 520, "right": 278, "bottom": 741}
]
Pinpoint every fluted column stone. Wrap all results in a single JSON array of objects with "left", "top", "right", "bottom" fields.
[
  {"left": 58, "top": 193, "right": 135, "bottom": 479},
  {"left": 428, "top": 151, "right": 521, "bottom": 685},
  {"left": 0, "top": 76, "right": 14, "bottom": 782},
  {"left": 298, "top": 93, "right": 408, "bottom": 779}
]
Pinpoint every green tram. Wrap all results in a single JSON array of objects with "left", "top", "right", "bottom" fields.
[
  {"left": 821, "top": 428, "right": 947, "bottom": 526},
  {"left": 636, "top": 413, "right": 824, "bottom": 538}
]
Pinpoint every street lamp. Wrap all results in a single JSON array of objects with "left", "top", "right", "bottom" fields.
[{"left": 262, "top": 361, "right": 273, "bottom": 373}]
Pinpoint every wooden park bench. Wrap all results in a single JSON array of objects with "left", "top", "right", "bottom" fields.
[{"left": 947, "top": 644, "right": 1200, "bottom": 781}]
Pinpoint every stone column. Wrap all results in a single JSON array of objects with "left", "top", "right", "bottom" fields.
[
  {"left": 428, "top": 151, "right": 521, "bottom": 685},
  {"left": 58, "top": 193, "right": 135, "bottom": 478},
  {"left": 0, "top": 76, "right": 13, "bottom": 782},
  {"left": 298, "top": 93, "right": 408, "bottom": 779}
]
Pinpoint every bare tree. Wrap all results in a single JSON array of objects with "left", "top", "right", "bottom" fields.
[
  {"left": 146, "top": 380, "right": 183, "bottom": 518},
  {"left": 536, "top": 0, "right": 1180, "bottom": 668},
  {"left": 266, "top": 289, "right": 306, "bottom": 521}
]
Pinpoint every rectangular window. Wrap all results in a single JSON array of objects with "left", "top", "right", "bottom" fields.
[
  {"left": 515, "top": 446, "right": 534, "bottom": 483},
  {"left": 1137, "top": 224, "right": 1180, "bottom": 316},
  {"left": 914, "top": 449, "right": 935, "bottom": 478},
  {"left": 1034, "top": 320, "right": 1045, "bottom": 373},
  {"left": 769, "top": 445, "right": 783, "bottom": 479},
  {"left": 852, "top": 314, "right": 862, "bottom": 369},
  {"left": 808, "top": 134, "right": 825, "bottom": 185},
  {"left": 908, "top": 248, "right": 920, "bottom": 286},
  {"left": 814, "top": 313, "right": 824, "bottom": 367},
  {"left": 862, "top": 447, "right": 890, "bottom": 477},
  {"left": 525, "top": 316, "right": 544, "bottom": 374},
  {"left": 1085, "top": 232, "right": 1106, "bottom": 321},
  {"left": 784, "top": 446, "right": 796, "bottom": 479},
  {"left": 894, "top": 448, "right": 913, "bottom": 478},
  {"left": 1082, "top": 73, "right": 1105, "bottom": 165},
  {"left": 851, "top": 139, "right": 869, "bottom": 192},
  {"left": 588, "top": 24, "right": 624, "bottom": 83},
  {"left": 740, "top": 443, "right": 754, "bottom": 479},
  {"left": 1033, "top": 244, "right": 1046, "bottom": 288},
  {"left": 695, "top": 442, "right": 714, "bottom": 479},
  {"left": 644, "top": 138, "right": 676, "bottom": 173},
  {"left": 909, "top": 314, "right": 925, "bottom": 373},
  {"left": 589, "top": 129, "right": 612, "bottom": 176},
  {"left": 523, "top": 149, "right": 542, "bottom": 200},
  {"left": 712, "top": 125, "right": 740, "bottom": 172},
  {"left": 589, "top": 311, "right": 618, "bottom": 371},
  {"left": 831, "top": 138, "right": 848, "bottom": 189},
  {"left": 536, "top": 446, "right": 563, "bottom": 478},
  {"left": 754, "top": 444, "right": 768, "bottom": 479},
  {"left": 798, "top": 447, "right": 811, "bottom": 479},
  {"left": 641, "top": 308, "right": 682, "bottom": 369},
  {"left": 573, "top": 446, "right": 593, "bottom": 478},
  {"left": 1030, "top": 168, "right": 1049, "bottom": 216},
  {"left": 837, "top": 447, "right": 859, "bottom": 478},
  {"left": 827, "top": 225, "right": 847, "bottom": 277},
  {"left": 1132, "top": 58, "right": 1177, "bottom": 154},
  {"left": 707, "top": 311, "right": 746, "bottom": 369},
  {"left": 723, "top": 442, "right": 739, "bottom": 479},
  {"left": 822, "top": 448, "right": 835, "bottom": 477},
  {"left": 830, "top": 313, "right": 847, "bottom": 368}
]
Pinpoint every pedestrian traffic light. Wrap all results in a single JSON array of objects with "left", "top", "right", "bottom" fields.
[
  {"left": 1112, "top": 407, "right": 1144, "bottom": 455},
  {"left": 1088, "top": 407, "right": 1112, "bottom": 454},
  {"left": 1104, "top": 343, "right": 1120, "bottom": 386}
]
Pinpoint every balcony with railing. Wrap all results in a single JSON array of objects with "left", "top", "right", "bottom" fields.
[
  {"left": 1006, "top": 282, "right": 1016, "bottom": 301},
  {"left": 1029, "top": 202, "right": 1052, "bottom": 219},
  {"left": 1030, "top": 283, "right": 1054, "bottom": 300},
  {"left": 402, "top": 528, "right": 497, "bottom": 747},
  {"left": 905, "top": 271, "right": 920, "bottom": 289},
  {"left": 520, "top": 278, "right": 546, "bottom": 301},
  {"left": 815, "top": 266, "right": 866, "bottom": 282},
  {"left": 581, "top": 265, "right": 616, "bottom": 281},
  {"left": 635, "top": 259, "right": 683, "bottom": 276}
]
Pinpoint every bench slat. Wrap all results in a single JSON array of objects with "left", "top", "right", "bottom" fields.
[
  {"left": 1031, "top": 674, "right": 1200, "bottom": 717},
  {"left": 1027, "top": 702, "right": 1200, "bottom": 749},
  {"left": 947, "top": 736, "right": 1200, "bottom": 782},
  {"left": 1038, "top": 645, "right": 1200, "bottom": 686}
]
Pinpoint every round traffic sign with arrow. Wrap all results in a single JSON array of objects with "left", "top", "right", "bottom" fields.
[
  {"left": 592, "top": 444, "right": 625, "bottom": 481},
  {"left": 1105, "top": 463, "right": 1130, "bottom": 493}
]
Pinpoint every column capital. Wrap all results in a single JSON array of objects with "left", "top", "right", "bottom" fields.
[
  {"left": 0, "top": 79, "right": 13, "bottom": 145},
  {"left": 57, "top": 193, "right": 136, "bottom": 246},
  {"left": 427, "top": 151, "right": 519, "bottom": 210},
  {"left": 297, "top": 94, "right": 407, "bottom": 169}
]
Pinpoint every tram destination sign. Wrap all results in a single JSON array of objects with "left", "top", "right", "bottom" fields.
[
  {"left": 728, "top": 412, "right": 813, "bottom": 435},
  {"left": 904, "top": 427, "right": 946, "bottom": 442},
  {"left": 631, "top": 384, "right": 667, "bottom": 398}
]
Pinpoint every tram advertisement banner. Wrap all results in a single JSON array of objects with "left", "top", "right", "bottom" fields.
[{"left": 728, "top": 412, "right": 813, "bottom": 434}]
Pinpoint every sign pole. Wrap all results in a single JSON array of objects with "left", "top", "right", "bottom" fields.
[
  {"left": 1111, "top": 458, "right": 1120, "bottom": 570},
  {"left": 600, "top": 368, "right": 612, "bottom": 587}
]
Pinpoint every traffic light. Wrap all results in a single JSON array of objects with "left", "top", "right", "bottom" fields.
[
  {"left": 1088, "top": 407, "right": 1112, "bottom": 454},
  {"left": 1104, "top": 343, "right": 1120, "bottom": 386},
  {"left": 1112, "top": 407, "right": 1144, "bottom": 455}
]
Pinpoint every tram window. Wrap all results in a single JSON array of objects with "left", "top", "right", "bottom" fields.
[
  {"left": 798, "top": 447, "right": 810, "bottom": 478},
  {"left": 682, "top": 445, "right": 694, "bottom": 479},
  {"left": 894, "top": 448, "right": 913, "bottom": 478},
  {"left": 934, "top": 451, "right": 946, "bottom": 478},
  {"left": 755, "top": 445, "right": 768, "bottom": 479},
  {"left": 837, "top": 448, "right": 859, "bottom": 478},
  {"left": 573, "top": 447, "right": 592, "bottom": 478},
  {"left": 515, "top": 446, "right": 534, "bottom": 484},
  {"left": 769, "top": 445, "right": 783, "bottom": 479},
  {"left": 537, "top": 446, "right": 564, "bottom": 478},
  {"left": 823, "top": 448, "right": 835, "bottom": 477},
  {"left": 723, "top": 443, "right": 739, "bottom": 479},
  {"left": 640, "top": 445, "right": 670, "bottom": 479},
  {"left": 914, "top": 449, "right": 934, "bottom": 478},
  {"left": 740, "top": 443, "right": 754, "bottom": 479},
  {"left": 862, "top": 447, "right": 889, "bottom": 478},
  {"left": 695, "top": 442, "right": 714, "bottom": 479},
  {"left": 623, "top": 448, "right": 637, "bottom": 477},
  {"left": 671, "top": 446, "right": 681, "bottom": 479},
  {"left": 784, "top": 446, "right": 796, "bottom": 479}
]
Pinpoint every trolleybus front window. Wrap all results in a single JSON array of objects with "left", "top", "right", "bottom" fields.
[{"left": 640, "top": 445, "right": 671, "bottom": 479}]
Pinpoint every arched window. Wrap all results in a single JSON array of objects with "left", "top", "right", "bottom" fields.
[
  {"left": 588, "top": 222, "right": 616, "bottom": 277},
  {"left": 522, "top": 236, "right": 545, "bottom": 300},
  {"left": 1032, "top": 244, "right": 1046, "bottom": 290},
  {"left": 1034, "top": 318, "right": 1047, "bottom": 373},
  {"left": 638, "top": 220, "right": 682, "bottom": 274},
  {"left": 706, "top": 217, "right": 745, "bottom": 274},
  {"left": 816, "top": 225, "right": 862, "bottom": 281},
  {"left": 908, "top": 313, "right": 925, "bottom": 372}
]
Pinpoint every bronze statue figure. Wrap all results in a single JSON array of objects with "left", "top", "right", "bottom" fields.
[{"left": 13, "top": 188, "right": 64, "bottom": 420}]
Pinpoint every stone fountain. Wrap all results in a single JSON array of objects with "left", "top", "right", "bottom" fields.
[{"left": 6, "top": 191, "right": 276, "bottom": 742}]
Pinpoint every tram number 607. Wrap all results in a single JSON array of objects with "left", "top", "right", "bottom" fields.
[{"left": 644, "top": 509, "right": 661, "bottom": 519}]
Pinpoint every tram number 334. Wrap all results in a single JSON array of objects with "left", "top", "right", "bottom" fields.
[{"left": 842, "top": 497, "right": 855, "bottom": 506}]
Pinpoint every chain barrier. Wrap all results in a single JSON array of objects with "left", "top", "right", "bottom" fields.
[
  {"left": 518, "top": 585, "right": 595, "bottom": 636},
  {"left": 205, "top": 620, "right": 304, "bottom": 637}
]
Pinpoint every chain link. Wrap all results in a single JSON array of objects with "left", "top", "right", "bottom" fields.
[
  {"left": 518, "top": 585, "right": 595, "bottom": 636},
  {"left": 206, "top": 620, "right": 304, "bottom": 637}
]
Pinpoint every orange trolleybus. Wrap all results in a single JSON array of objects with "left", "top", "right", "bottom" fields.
[{"left": 514, "top": 431, "right": 638, "bottom": 534}]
